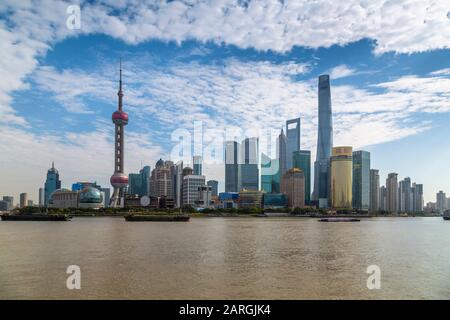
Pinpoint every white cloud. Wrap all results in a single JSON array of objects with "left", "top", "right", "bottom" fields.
[{"left": 328, "top": 65, "right": 357, "bottom": 79}]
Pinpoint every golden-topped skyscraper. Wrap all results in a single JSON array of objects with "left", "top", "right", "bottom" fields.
[{"left": 331, "top": 146, "right": 353, "bottom": 209}]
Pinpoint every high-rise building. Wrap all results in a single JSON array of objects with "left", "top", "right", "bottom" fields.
[
  {"left": 44, "top": 162, "right": 61, "bottom": 207},
  {"left": 27, "top": 200, "right": 33, "bottom": 207},
  {"left": 39, "top": 187, "right": 44, "bottom": 207},
  {"left": 436, "top": 190, "right": 447, "bottom": 212},
  {"left": 330, "top": 146, "right": 352, "bottom": 209},
  {"left": 278, "top": 129, "right": 287, "bottom": 179},
  {"left": 292, "top": 150, "right": 311, "bottom": 203},
  {"left": 20, "top": 193, "right": 28, "bottom": 208},
  {"left": 128, "top": 166, "right": 151, "bottom": 196},
  {"left": 398, "top": 177, "right": 413, "bottom": 212},
  {"left": 197, "top": 185, "right": 212, "bottom": 208},
  {"left": 412, "top": 183, "right": 423, "bottom": 212},
  {"left": 239, "top": 137, "right": 259, "bottom": 191},
  {"left": 280, "top": 168, "right": 305, "bottom": 208},
  {"left": 193, "top": 156, "right": 202, "bottom": 176},
  {"left": 173, "top": 161, "right": 184, "bottom": 208},
  {"left": 380, "top": 185, "right": 387, "bottom": 211},
  {"left": 101, "top": 188, "right": 110, "bottom": 208},
  {"left": 0, "top": 201, "right": 8, "bottom": 211},
  {"left": 182, "top": 175, "right": 206, "bottom": 206},
  {"left": 225, "top": 141, "right": 240, "bottom": 192},
  {"left": 110, "top": 61, "right": 129, "bottom": 207},
  {"left": 352, "top": 150, "right": 370, "bottom": 210},
  {"left": 207, "top": 180, "right": 219, "bottom": 197},
  {"left": 369, "top": 169, "right": 380, "bottom": 212},
  {"left": 150, "top": 159, "right": 174, "bottom": 199},
  {"left": 286, "top": 118, "right": 300, "bottom": 169},
  {"left": 2, "top": 196, "right": 14, "bottom": 210},
  {"left": 386, "top": 173, "right": 398, "bottom": 212},
  {"left": 313, "top": 74, "right": 333, "bottom": 204}
]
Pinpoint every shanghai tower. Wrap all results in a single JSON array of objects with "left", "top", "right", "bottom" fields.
[
  {"left": 110, "top": 61, "right": 129, "bottom": 207},
  {"left": 313, "top": 75, "right": 333, "bottom": 206}
]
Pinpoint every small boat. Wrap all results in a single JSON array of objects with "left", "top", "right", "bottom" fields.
[
  {"left": 318, "top": 217, "right": 360, "bottom": 222},
  {"left": 124, "top": 214, "right": 190, "bottom": 222},
  {"left": 443, "top": 212, "right": 450, "bottom": 221},
  {"left": 1, "top": 213, "right": 71, "bottom": 221}
]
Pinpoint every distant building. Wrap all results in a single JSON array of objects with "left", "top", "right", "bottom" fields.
[
  {"left": 128, "top": 166, "right": 151, "bottom": 197},
  {"left": 207, "top": 180, "right": 219, "bottom": 197},
  {"left": 225, "top": 141, "right": 240, "bottom": 192},
  {"left": 182, "top": 175, "right": 206, "bottom": 206},
  {"left": 261, "top": 153, "right": 279, "bottom": 193},
  {"left": 369, "top": 169, "right": 380, "bottom": 212},
  {"left": 193, "top": 156, "right": 202, "bottom": 176},
  {"left": 44, "top": 162, "right": 61, "bottom": 206},
  {"left": 20, "top": 193, "right": 28, "bottom": 208},
  {"left": 173, "top": 161, "right": 184, "bottom": 208},
  {"left": 218, "top": 192, "right": 239, "bottom": 209},
  {"left": 101, "top": 188, "right": 110, "bottom": 208},
  {"left": 386, "top": 173, "right": 398, "bottom": 213},
  {"left": 39, "top": 188, "right": 44, "bottom": 207},
  {"left": 352, "top": 150, "right": 370, "bottom": 210},
  {"left": 412, "top": 183, "right": 423, "bottom": 212},
  {"left": 2, "top": 196, "right": 14, "bottom": 210},
  {"left": 150, "top": 159, "right": 174, "bottom": 199},
  {"left": 380, "top": 186, "right": 387, "bottom": 211},
  {"left": 313, "top": 75, "right": 333, "bottom": 205},
  {"left": 197, "top": 185, "right": 212, "bottom": 208},
  {"left": 280, "top": 168, "right": 305, "bottom": 208},
  {"left": 292, "top": 150, "right": 311, "bottom": 203},
  {"left": 49, "top": 187, "right": 104, "bottom": 209},
  {"left": 425, "top": 202, "right": 436, "bottom": 213},
  {"left": 330, "top": 147, "right": 353, "bottom": 209},
  {"left": 286, "top": 118, "right": 300, "bottom": 169},
  {"left": 0, "top": 201, "right": 9, "bottom": 211},
  {"left": 398, "top": 177, "right": 413, "bottom": 212},
  {"left": 27, "top": 200, "right": 33, "bottom": 207},
  {"left": 263, "top": 193, "right": 287, "bottom": 208},
  {"left": 239, "top": 137, "right": 259, "bottom": 191},
  {"left": 277, "top": 129, "right": 287, "bottom": 187},
  {"left": 436, "top": 190, "right": 447, "bottom": 212},
  {"left": 238, "top": 190, "right": 264, "bottom": 209}
]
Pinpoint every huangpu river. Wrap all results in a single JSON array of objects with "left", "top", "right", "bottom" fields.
[{"left": 0, "top": 217, "right": 449, "bottom": 299}]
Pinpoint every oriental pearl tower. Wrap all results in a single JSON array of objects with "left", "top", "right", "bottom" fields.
[{"left": 109, "top": 60, "right": 129, "bottom": 207}]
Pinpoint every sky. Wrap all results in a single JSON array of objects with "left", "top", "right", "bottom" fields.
[{"left": 1, "top": 0, "right": 450, "bottom": 204}]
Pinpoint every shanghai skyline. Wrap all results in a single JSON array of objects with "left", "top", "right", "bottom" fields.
[{"left": 1, "top": 1, "right": 450, "bottom": 204}]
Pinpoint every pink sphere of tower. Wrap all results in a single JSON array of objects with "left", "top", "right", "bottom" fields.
[
  {"left": 112, "top": 110, "right": 128, "bottom": 125},
  {"left": 110, "top": 173, "right": 129, "bottom": 188}
]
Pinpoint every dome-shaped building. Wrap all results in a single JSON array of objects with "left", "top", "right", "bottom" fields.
[{"left": 78, "top": 187, "right": 104, "bottom": 209}]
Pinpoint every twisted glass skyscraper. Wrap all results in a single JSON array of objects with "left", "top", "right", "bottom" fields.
[{"left": 313, "top": 75, "right": 333, "bottom": 205}]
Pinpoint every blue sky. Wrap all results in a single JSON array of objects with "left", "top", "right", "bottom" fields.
[{"left": 1, "top": 0, "right": 450, "bottom": 203}]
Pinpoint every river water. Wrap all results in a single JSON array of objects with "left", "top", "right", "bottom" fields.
[{"left": 0, "top": 217, "right": 449, "bottom": 299}]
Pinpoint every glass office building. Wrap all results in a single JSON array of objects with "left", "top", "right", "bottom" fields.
[
  {"left": 286, "top": 118, "right": 300, "bottom": 170},
  {"left": 330, "top": 147, "right": 353, "bottom": 209},
  {"left": 352, "top": 150, "right": 370, "bottom": 210},
  {"left": 293, "top": 150, "right": 311, "bottom": 204}
]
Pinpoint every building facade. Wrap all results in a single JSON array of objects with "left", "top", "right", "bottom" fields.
[
  {"left": 330, "top": 146, "right": 353, "bottom": 209},
  {"left": 386, "top": 173, "right": 398, "bottom": 212},
  {"left": 352, "top": 150, "right": 370, "bottom": 210},
  {"left": 207, "top": 180, "right": 219, "bottom": 197},
  {"left": 280, "top": 168, "right": 305, "bottom": 208},
  {"left": 44, "top": 162, "right": 61, "bottom": 207},
  {"left": 182, "top": 175, "right": 206, "bottom": 206},
  {"left": 436, "top": 190, "right": 447, "bottom": 212},
  {"left": 193, "top": 156, "right": 202, "bottom": 176},
  {"left": 286, "top": 118, "right": 300, "bottom": 170},
  {"left": 150, "top": 159, "right": 174, "bottom": 199},
  {"left": 20, "top": 193, "right": 28, "bottom": 208},
  {"left": 225, "top": 141, "right": 240, "bottom": 192},
  {"left": 412, "top": 183, "right": 423, "bottom": 212},
  {"left": 313, "top": 75, "right": 333, "bottom": 204},
  {"left": 239, "top": 137, "right": 259, "bottom": 191},
  {"left": 292, "top": 150, "right": 311, "bottom": 204},
  {"left": 369, "top": 169, "right": 380, "bottom": 212},
  {"left": 398, "top": 177, "right": 413, "bottom": 212}
]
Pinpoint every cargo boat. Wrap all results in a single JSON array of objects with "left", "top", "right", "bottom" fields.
[
  {"left": 444, "top": 212, "right": 450, "bottom": 221},
  {"left": 124, "top": 214, "right": 190, "bottom": 222},
  {"left": 318, "top": 218, "right": 360, "bottom": 222},
  {"left": 1, "top": 213, "right": 71, "bottom": 221}
]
